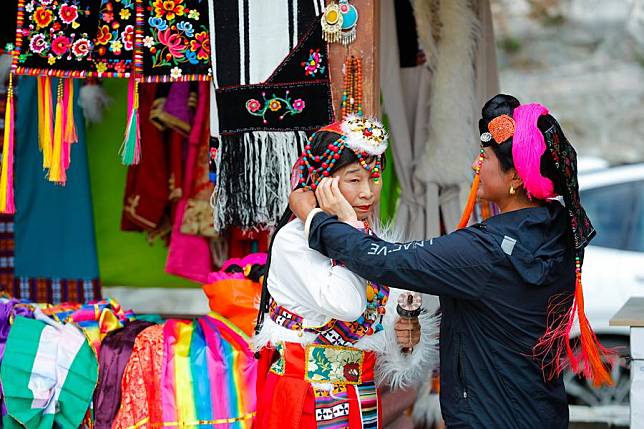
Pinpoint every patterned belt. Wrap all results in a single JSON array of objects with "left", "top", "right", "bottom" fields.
[{"left": 269, "top": 342, "right": 378, "bottom": 428}]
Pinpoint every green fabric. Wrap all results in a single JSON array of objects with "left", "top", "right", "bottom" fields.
[
  {"left": 379, "top": 114, "right": 400, "bottom": 224},
  {"left": 1, "top": 317, "right": 98, "bottom": 429},
  {"left": 86, "top": 79, "right": 196, "bottom": 287}
]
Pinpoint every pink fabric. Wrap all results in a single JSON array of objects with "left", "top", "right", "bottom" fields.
[
  {"left": 207, "top": 253, "right": 267, "bottom": 283},
  {"left": 511, "top": 103, "right": 555, "bottom": 200},
  {"left": 165, "top": 82, "right": 212, "bottom": 283}
]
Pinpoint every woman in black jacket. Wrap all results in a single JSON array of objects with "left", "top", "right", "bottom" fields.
[{"left": 289, "top": 94, "right": 613, "bottom": 428}]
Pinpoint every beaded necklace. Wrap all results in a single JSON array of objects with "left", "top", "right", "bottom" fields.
[{"left": 341, "top": 56, "right": 363, "bottom": 119}]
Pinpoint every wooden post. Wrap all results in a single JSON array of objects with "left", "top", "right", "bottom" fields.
[{"left": 328, "top": 0, "right": 380, "bottom": 119}]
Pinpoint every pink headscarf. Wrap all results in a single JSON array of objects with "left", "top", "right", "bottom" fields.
[{"left": 511, "top": 103, "right": 556, "bottom": 200}]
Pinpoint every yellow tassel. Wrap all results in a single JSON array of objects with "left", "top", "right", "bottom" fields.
[
  {"left": 49, "top": 80, "right": 65, "bottom": 184},
  {"left": 64, "top": 79, "right": 77, "bottom": 145},
  {"left": 41, "top": 76, "right": 53, "bottom": 169}
]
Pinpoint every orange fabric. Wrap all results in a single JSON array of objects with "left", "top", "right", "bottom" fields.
[
  {"left": 202, "top": 278, "right": 261, "bottom": 336},
  {"left": 112, "top": 324, "right": 164, "bottom": 429}
]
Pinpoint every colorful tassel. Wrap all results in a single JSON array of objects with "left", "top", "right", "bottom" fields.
[
  {"left": 457, "top": 148, "right": 485, "bottom": 229},
  {"left": 0, "top": 74, "right": 16, "bottom": 214},
  {"left": 48, "top": 79, "right": 66, "bottom": 184},
  {"left": 120, "top": 79, "right": 141, "bottom": 165},
  {"left": 533, "top": 257, "right": 614, "bottom": 386},
  {"left": 63, "top": 78, "right": 77, "bottom": 146},
  {"left": 37, "top": 76, "right": 54, "bottom": 169}
]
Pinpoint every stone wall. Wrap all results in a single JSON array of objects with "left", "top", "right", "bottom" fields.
[{"left": 491, "top": 0, "right": 644, "bottom": 163}]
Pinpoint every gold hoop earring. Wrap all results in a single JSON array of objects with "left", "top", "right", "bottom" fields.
[{"left": 509, "top": 185, "right": 516, "bottom": 196}]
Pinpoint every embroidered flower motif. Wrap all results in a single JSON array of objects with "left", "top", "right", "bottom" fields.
[
  {"left": 114, "top": 61, "right": 128, "bottom": 73},
  {"left": 148, "top": 17, "right": 168, "bottom": 30},
  {"left": 187, "top": 9, "right": 199, "bottom": 20},
  {"left": 189, "top": 31, "right": 209, "bottom": 60},
  {"left": 143, "top": 35, "right": 155, "bottom": 48},
  {"left": 246, "top": 92, "right": 306, "bottom": 123},
  {"left": 343, "top": 362, "right": 360, "bottom": 383},
  {"left": 170, "top": 66, "right": 182, "bottom": 79},
  {"left": 96, "top": 62, "right": 108, "bottom": 73},
  {"left": 51, "top": 35, "right": 71, "bottom": 56},
  {"left": 269, "top": 100, "right": 282, "bottom": 112},
  {"left": 41, "top": 0, "right": 53, "bottom": 4},
  {"left": 58, "top": 4, "right": 78, "bottom": 25},
  {"left": 96, "top": 25, "right": 112, "bottom": 45},
  {"left": 185, "top": 50, "right": 198, "bottom": 64},
  {"left": 121, "top": 25, "right": 134, "bottom": 50},
  {"left": 176, "top": 21, "right": 194, "bottom": 37},
  {"left": 292, "top": 99, "right": 305, "bottom": 112},
  {"left": 153, "top": 0, "right": 185, "bottom": 21},
  {"left": 29, "top": 33, "right": 48, "bottom": 54},
  {"left": 148, "top": 17, "right": 168, "bottom": 31},
  {"left": 102, "top": 11, "right": 114, "bottom": 23},
  {"left": 48, "top": 55, "right": 56, "bottom": 65},
  {"left": 25, "top": 2, "right": 34, "bottom": 13},
  {"left": 157, "top": 28, "right": 186, "bottom": 59},
  {"left": 302, "top": 48, "right": 325, "bottom": 77},
  {"left": 33, "top": 6, "right": 54, "bottom": 29},
  {"left": 246, "top": 99, "right": 261, "bottom": 113},
  {"left": 120, "top": 8, "right": 132, "bottom": 20},
  {"left": 110, "top": 40, "right": 123, "bottom": 55},
  {"left": 71, "top": 38, "right": 91, "bottom": 58}
]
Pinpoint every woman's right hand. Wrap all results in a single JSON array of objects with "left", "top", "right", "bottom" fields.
[
  {"left": 289, "top": 188, "right": 317, "bottom": 221},
  {"left": 316, "top": 177, "right": 358, "bottom": 223}
]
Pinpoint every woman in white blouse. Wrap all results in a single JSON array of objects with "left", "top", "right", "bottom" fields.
[{"left": 253, "top": 116, "right": 438, "bottom": 429}]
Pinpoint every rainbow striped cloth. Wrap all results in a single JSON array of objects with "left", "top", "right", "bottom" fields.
[{"left": 159, "top": 312, "right": 257, "bottom": 428}]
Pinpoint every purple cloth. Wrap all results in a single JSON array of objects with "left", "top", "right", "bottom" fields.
[
  {"left": 0, "top": 299, "right": 35, "bottom": 417},
  {"left": 94, "top": 320, "right": 155, "bottom": 429}
]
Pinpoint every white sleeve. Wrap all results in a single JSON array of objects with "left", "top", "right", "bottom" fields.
[
  {"left": 375, "top": 290, "right": 440, "bottom": 390},
  {"left": 268, "top": 221, "right": 367, "bottom": 323}
]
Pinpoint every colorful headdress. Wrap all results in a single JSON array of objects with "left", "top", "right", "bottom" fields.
[
  {"left": 463, "top": 97, "right": 612, "bottom": 387},
  {"left": 296, "top": 115, "right": 388, "bottom": 190}
]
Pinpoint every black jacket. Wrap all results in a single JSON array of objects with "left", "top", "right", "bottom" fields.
[{"left": 308, "top": 202, "right": 574, "bottom": 428}]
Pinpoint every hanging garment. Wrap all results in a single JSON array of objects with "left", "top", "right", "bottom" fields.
[
  {"left": 94, "top": 320, "right": 155, "bottom": 429},
  {"left": 412, "top": 0, "right": 499, "bottom": 236},
  {"left": 121, "top": 83, "right": 174, "bottom": 234},
  {"left": 1, "top": 315, "right": 98, "bottom": 429},
  {"left": 88, "top": 79, "right": 193, "bottom": 288},
  {"left": 165, "top": 81, "right": 213, "bottom": 282},
  {"left": 208, "top": 0, "right": 333, "bottom": 231},
  {"left": 12, "top": 77, "right": 100, "bottom": 303},
  {"left": 113, "top": 324, "right": 165, "bottom": 429}
]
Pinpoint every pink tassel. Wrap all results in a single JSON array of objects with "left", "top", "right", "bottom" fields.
[
  {"left": 511, "top": 104, "right": 555, "bottom": 200},
  {"left": 0, "top": 74, "right": 16, "bottom": 213}
]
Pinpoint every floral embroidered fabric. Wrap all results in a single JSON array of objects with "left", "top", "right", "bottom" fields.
[
  {"left": 112, "top": 324, "right": 165, "bottom": 429},
  {"left": 92, "top": 0, "right": 135, "bottom": 76},
  {"left": 12, "top": 0, "right": 211, "bottom": 80},
  {"left": 15, "top": 0, "right": 101, "bottom": 76},
  {"left": 135, "top": 0, "right": 211, "bottom": 81}
]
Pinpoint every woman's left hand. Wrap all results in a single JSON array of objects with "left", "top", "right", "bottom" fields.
[{"left": 395, "top": 317, "right": 421, "bottom": 350}]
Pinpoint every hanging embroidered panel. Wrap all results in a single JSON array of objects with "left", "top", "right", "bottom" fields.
[
  {"left": 13, "top": 0, "right": 101, "bottom": 77},
  {"left": 91, "top": 0, "right": 136, "bottom": 76},
  {"left": 134, "top": 0, "right": 211, "bottom": 82},
  {"left": 215, "top": 20, "right": 333, "bottom": 134}
]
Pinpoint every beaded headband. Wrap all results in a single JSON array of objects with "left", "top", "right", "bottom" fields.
[
  {"left": 297, "top": 116, "right": 388, "bottom": 190},
  {"left": 480, "top": 114, "right": 515, "bottom": 144}
]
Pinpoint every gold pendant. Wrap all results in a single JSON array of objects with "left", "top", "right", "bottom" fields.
[{"left": 321, "top": 2, "right": 343, "bottom": 43}]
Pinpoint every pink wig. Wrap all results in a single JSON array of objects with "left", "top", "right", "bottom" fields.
[{"left": 511, "top": 104, "right": 556, "bottom": 200}]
